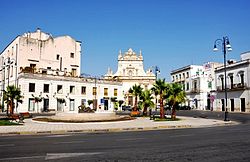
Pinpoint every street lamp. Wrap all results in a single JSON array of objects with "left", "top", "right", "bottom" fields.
[
  {"left": 213, "top": 36, "right": 232, "bottom": 121},
  {"left": 151, "top": 66, "right": 160, "bottom": 81}
]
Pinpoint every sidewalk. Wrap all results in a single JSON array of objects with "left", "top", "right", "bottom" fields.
[{"left": 0, "top": 116, "right": 236, "bottom": 136}]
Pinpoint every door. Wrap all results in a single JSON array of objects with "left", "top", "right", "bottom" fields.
[
  {"left": 104, "top": 99, "right": 109, "bottom": 110},
  {"left": 221, "top": 99, "right": 225, "bottom": 111},
  {"left": 207, "top": 99, "right": 211, "bottom": 110},
  {"left": 70, "top": 99, "right": 75, "bottom": 111},
  {"left": 241, "top": 98, "right": 245, "bottom": 112},
  {"left": 43, "top": 99, "right": 49, "bottom": 112},
  {"left": 57, "top": 99, "right": 64, "bottom": 111},
  {"left": 230, "top": 99, "right": 234, "bottom": 112}
]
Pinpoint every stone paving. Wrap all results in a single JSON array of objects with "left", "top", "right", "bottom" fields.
[{"left": 0, "top": 116, "right": 236, "bottom": 136}]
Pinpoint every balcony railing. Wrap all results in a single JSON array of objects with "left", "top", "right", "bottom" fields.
[
  {"left": 217, "top": 83, "right": 247, "bottom": 91},
  {"left": 190, "top": 88, "right": 200, "bottom": 93}
]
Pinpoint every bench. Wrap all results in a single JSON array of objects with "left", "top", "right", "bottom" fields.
[
  {"left": 20, "top": 112, "right": 32, "bottom": 118},
  {"left": 9, "top": 114, "right": 24, "bottom": 123}
]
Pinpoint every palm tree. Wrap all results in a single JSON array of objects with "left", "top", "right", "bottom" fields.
[
  {"left": 140, "top": 90, "right": 154, "bottom": 116},
  {"left": 152, "top": 79, "right": 169, "bottom": 119},
  {"left": 151, "top": 87, "right": 159, "bottom": 110},
  {"left": 128, "top": 84, "right": 143, "bottom": 111},
  {"left": 3, "top": 85, "right": 23, "bottom": 116},
  {"left": 167, "top": 83, "right": 186, "bottom": 120}
]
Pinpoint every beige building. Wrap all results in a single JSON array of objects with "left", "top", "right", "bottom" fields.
[
  {"left": 104, "top": 48, "right": 156, "bottom": 106},
  {"left": 0, "top": 29, "right": 123, "bottom": 113},
  {"left": 0, "top": 28, "right": 81, "bottom": 87}
]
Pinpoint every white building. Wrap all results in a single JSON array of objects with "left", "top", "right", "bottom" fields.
[
  {"left": 104, "top": 48, "right": 155, "bottom": 106},
  {"left": 171, "top": 62, "right": 221, "bottom": 110},
  {"left": 0, "top": 29, "right": 123, "bottom": 113},
  {"left": 17, "top": 73, "right": 123, "bottom": 113},
  {"left": 213, "top": 51, "right": 250, "bottom": 112}
]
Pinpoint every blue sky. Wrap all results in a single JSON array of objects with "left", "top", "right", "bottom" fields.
[{"left": 1, "top": 0, "right": 250, "bottom": 81}]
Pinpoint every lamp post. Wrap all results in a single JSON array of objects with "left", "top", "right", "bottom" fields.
[
  {"left": 151, "top": 66, "right": 160, "bottom": 110},
  {"left": 213, "top": 36, "right": 232, "bottom": 121},
  {"left": 153, "top": 66, "right": 160, "bottom": 81}
]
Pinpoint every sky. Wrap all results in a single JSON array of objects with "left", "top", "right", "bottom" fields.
[{"left": 1, "top": 0, "right": 250, "bottom": 81}]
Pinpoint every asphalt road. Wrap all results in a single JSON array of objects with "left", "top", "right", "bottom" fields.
[{"left": 0, "top": 111, "right": 249, "bottom": 162}]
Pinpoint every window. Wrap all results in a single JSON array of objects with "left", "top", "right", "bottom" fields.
[
  {"left": 10, "top": 65, "right": 13, "bottom": 77},
  {"left": 57, "top": 85, "right": 63, "bottom": 94},
  {"left": 221, "top": 77, "right": 224, "bottom": 90},
  {"left": 172, "top": 76, "right": 175, "bottom": 81},
  {"left": 43, "top": 84, "right": 49, "bottom": 93},
  {"left": 186, "top": 82, "right": 189, "bottom": 90},
  {"left": 71, "top": 68, "right": 77, "bottom": 77},
  {"left": 93, "top": 87, "right": 97, "bottom": 95},
  {"left": 240, "top": 73, "right": 244, "bottom": 85},
  {"left": 70, "top": 99, "right": 75, "bottom": 111},
  {"left": 114, "top": 88, "right": 117, "bottom": 96},
  {"left": 183, "top": 73, "right": 185, "bottom": 79},
  {"left": 229, "top": 75, "right": 233, "bottom": 89},
  {"left": 28, "top": 98, "right": 35, "bottom": 111},
  {"left": 47, "top": 67, "right": 51, "bottom": 70},
  {"left": 56, "top": 54, "right": 60, "bottom": 60},
  {"left": 208, "top": 82, "right": 212, "bottom": 89},
  {"left": 29, "top": 83, "right": 35, "bottom": 92},
  {"left": 186, "top": 72, "right": 189, "bottom": 78},
  {"left": 70, "top": 86, "right": 75, "bottom": 94},
  {"left": 30, "top": 64, "right": 36, "bottom": 69},
  {"left": 104, "top": 88, "right": 108, "bottom": 96},
  {"left": 81, "top": 99, "right": 86, "bottom": 106},
  {"left": 179, "top": 74, "right": 181, "bottom": 79},
  {"left": 193, "top": 80, "right": 197, "bottom": 90},
  {"left": 70, "top": 53, "right": 74, "bottom": 58},
  {"left": 81, "top": 86, "right": 86, "bottom": 95}
]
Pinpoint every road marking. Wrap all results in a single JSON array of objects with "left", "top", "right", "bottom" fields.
[
  {"left": 118, "top": 137, "right": 146, "bottom": 141},
  {"left": 0, "top": 144, "right": 15, "bottom": 147},
  {"left": 54, "top": 140, "right": 86, "bottom": 144},
  {"left": 0, "top": 155, "right": 44, "bottom": 161},
  {"left": 169, "top": 134, "right": 194, "bottom": 138},
  {"left": 45, "top": 152, "right": 103, "bottom": 160},
  {"left": 46, "top": 134, "right": 71, "bottom": 138}
]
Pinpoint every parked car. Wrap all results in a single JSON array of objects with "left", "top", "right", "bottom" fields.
[
  {"left": 177, "top": 105, "right": 191, "bottom": 110},
  {"left": 122, "top": 105, "right": 132, "bottom": 111}
]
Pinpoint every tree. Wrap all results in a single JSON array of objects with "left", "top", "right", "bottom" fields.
[
  {"left": 167, "top": 83, "right": 186, "bottom": 120},
  {"left": 87, "top": 100, "right": 93, "bottom": 106},
  {"left": 128, "top": 84, "right": 143, "bottom": 111},
  {"left": 151, "top": 86, "right": 159, "bottom": 109},
  {"left": 3, "top": 85, "right": 23, "bottom": 116},
  {"left": 34, "top": 96, "right": 43, "bottom": 113},
  {"left": 152, "top": 79, "right": 169, "bottom": 119},
  {"left": 140, "top": 90, "right": 154, "bottom": 116}
]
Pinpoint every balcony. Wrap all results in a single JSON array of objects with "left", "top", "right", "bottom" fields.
[
  {"left": 190, "top": 88, "right": 200, "bottom": 93},
  {"left": 217, "top": 83, "right": 247, "bottom": 92}
]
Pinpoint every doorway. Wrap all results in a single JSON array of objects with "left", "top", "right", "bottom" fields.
[
  {"left": 241, "top": 98, "right": 246, "bottom": 112},
  {"left": 104, "top": 99, "right": 109, "bottom": 110},
  {"left": 57, "top": 99, "right": 64, "bottom": 111},
  {"left": 43, "top": 99, "right": 49, "bottom": 112},
  {"left": 230, "top": 99, "right": 234, "bottom": 112},
  {"left": 221, "top": 99, "right": 225, "bottom": 111}
]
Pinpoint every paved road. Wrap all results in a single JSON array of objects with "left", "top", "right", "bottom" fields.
[
  {"left": 0, "top": 124, "right": 249, "bottom": 161},
  {"left": 0, "top": 111, "right": 249, "bottom": 162}
]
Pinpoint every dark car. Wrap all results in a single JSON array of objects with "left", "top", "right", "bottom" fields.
[
  {"left": 179, "top": 105, "right": 191, "bottom": 110},
  {"left": 122, "top": 105, "right": 132, "bottom": 111}
]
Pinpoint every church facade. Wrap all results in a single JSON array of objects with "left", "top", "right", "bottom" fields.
[{"left": 104, "top": 48, "right": 156, "bottom": 106}]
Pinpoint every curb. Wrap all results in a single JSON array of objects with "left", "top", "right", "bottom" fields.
[{"left": 0, "top": 125, "right": 194, "bottom": 136}]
